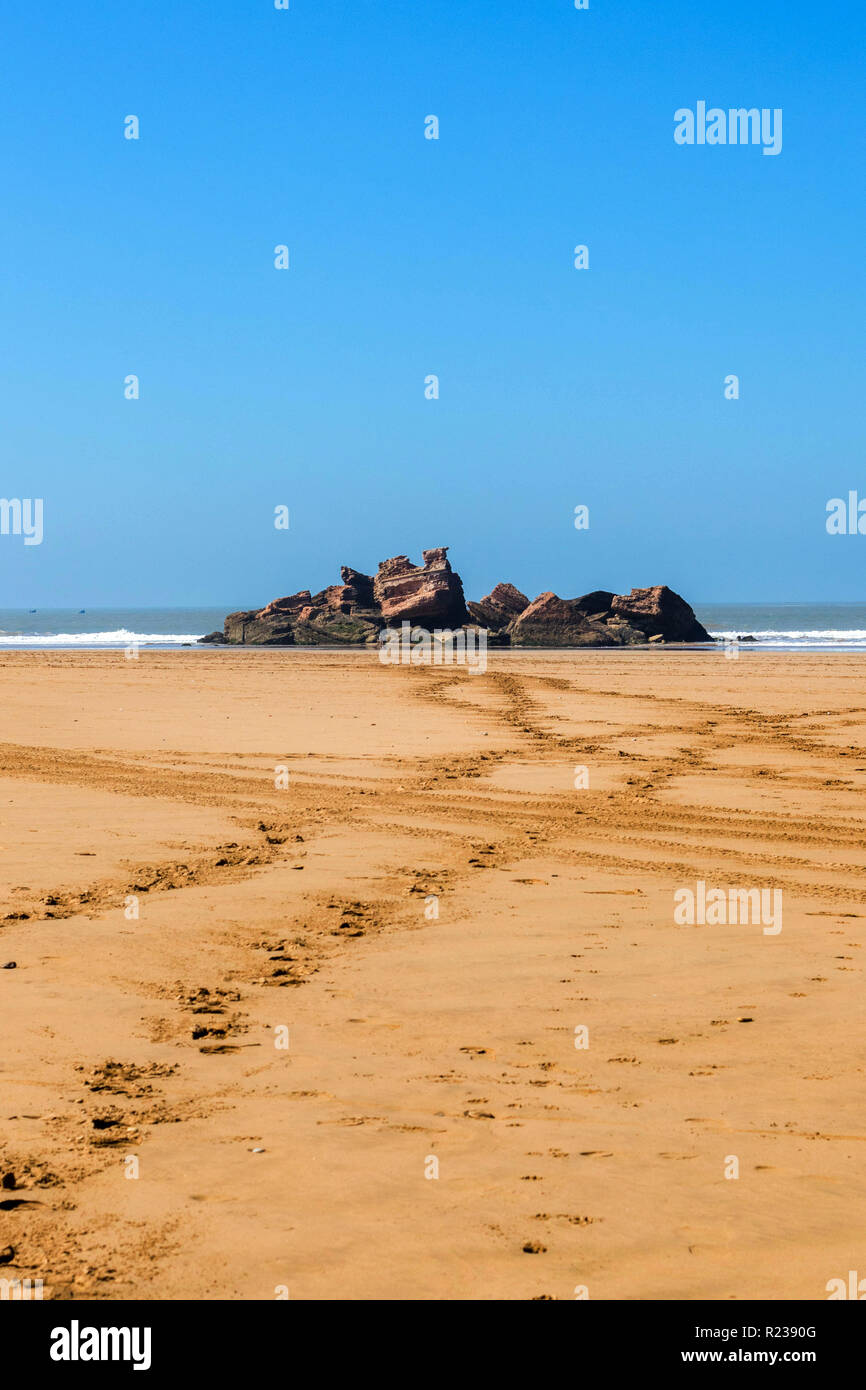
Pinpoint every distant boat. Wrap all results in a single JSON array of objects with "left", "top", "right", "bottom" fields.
[
  {"left": 29, "top": 608, "right": 36, "bottom": 613},
  {"left": 79, "top": 609, "right": 85, "bottom": 613}
]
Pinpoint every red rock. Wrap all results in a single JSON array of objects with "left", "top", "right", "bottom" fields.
[
  {"left": 468, "top": 582, "right": 530, "bottom": 633},
  {"left": 509, "top": 592, "right": 616, "bottom": 647},
  {"left": 340, "top": 567, "right": 375, "bottom": 609},
  {"left": 373, "top": 547, "right": 469, "bottom": 627},
  {"left": 610, "top": 586, "right": 711, "bottom": 643},
  {"left": 216, "top": 553, "right": 712, "bottom": 647},
  {"left": 483, "top": 582, "right": 530, "bottom": 620},
  {"left": 482, "top": 582, "right": 529, "bottom": 614},
  {"left": 257, "top": 591, "right": 312, "bottom": 618}
]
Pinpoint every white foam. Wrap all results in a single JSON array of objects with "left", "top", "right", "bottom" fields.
[
  {"left": 0, "top": 629, "right": 205, "bottom": 647},
  {"left": 711, "top": 629, "right": 866, "bottom": 648},
  {"left": 2, "top": 628, "right": 866, "bottom": 650}
]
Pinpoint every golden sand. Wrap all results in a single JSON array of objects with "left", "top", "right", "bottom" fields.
[{"left": 0, "top": 649, "right": 863, "bottom": 1300}]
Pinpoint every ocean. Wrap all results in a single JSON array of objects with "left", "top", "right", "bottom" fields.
[
  {"left": 0, "top": 605, "right": 865, "bottom": 649},
  {"left": 696, "top": 603, "right": 866, "bottom": 649}
]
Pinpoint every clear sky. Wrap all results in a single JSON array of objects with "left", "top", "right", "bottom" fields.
[{"left": 1, "top": 0, "right": 863, "bottom": 607}]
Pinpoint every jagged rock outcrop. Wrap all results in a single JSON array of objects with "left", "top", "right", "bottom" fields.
[
  {"left": 340, "top": 566, "right": 375, "bottom": 608},
  {"left": 223, "top": 579, "right": 381, "bottom": 646},
  {"left": 212, "top": 549, "right": 712, "bottom": 647},
  {"left": 508, "top": 593, "right": 646, "bottom": 647},
  {"left": 373, "top": 548, "right": 469, "bottom": 628},
  {"left": 609, "top": 586, "right": 712, "bottom": 643},
  {"left": 468, "top": 582, "right": 531, "bottom": 631},
  {"left": 220, "top": 548, "right": 468, "bottom": 646},
  {"left": 507, "top": 585, "right": 710, "bottom": 647}
]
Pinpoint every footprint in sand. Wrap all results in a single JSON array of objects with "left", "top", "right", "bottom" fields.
[{"left": 534, "top": 1213, "right": 599, "bottom": 1226}]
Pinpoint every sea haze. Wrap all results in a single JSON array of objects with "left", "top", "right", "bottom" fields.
[{"left": 2, "top": 605, "right": 866, "bottom": 649}]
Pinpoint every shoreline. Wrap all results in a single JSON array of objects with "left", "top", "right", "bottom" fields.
[{"left": 1, "top": 641, "right": 866, "bottom": 653}]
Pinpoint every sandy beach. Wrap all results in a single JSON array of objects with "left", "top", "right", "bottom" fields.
[{"left": 0, "top": 648, "right": 863, "bottom": 1301}]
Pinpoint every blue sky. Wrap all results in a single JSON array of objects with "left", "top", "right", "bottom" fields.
[{"left": 0, "top": 0, "right": 863, "bottom": 606}]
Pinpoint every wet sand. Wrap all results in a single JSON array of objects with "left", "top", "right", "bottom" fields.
[{"left": 0, "top": 648, "right": 863, "bottom": 1300}]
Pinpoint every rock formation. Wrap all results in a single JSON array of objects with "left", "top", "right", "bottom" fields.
[
  {"left": 508, "top": 592, "right": 645, "bottom": 647},
  {"left": 506, "top": 584, "right": 711, "bottom": 647},
  {"left": 372, "top": 548, "right": 469, "bottom": 628},
  {"left": 205, "top": 549, "right": 712, "bottom": 647},
  {"left": 467, "top": 582, "right": 531, "bottom": 631},
  {"left": 220, "top": 585, "right": 380, "bottom": 646},
  {"left": 608, "top": 586, "right": 712, "bottom": 644}
]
